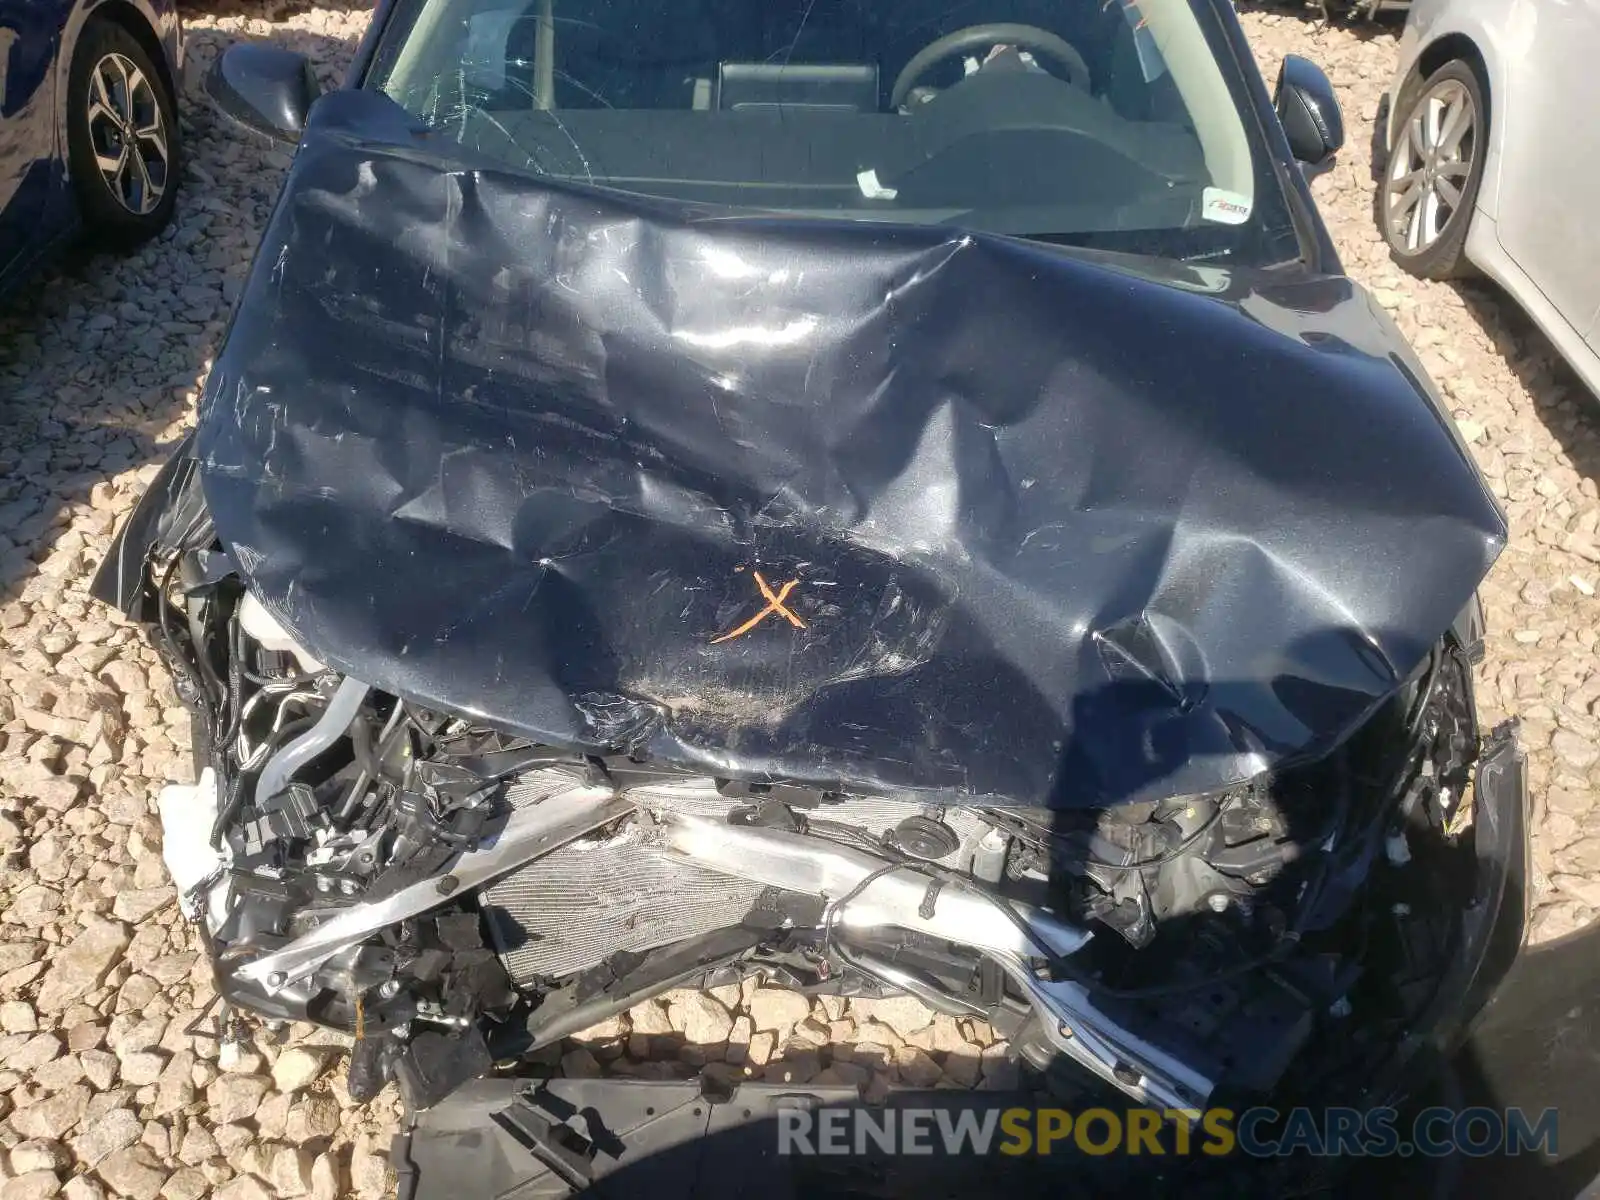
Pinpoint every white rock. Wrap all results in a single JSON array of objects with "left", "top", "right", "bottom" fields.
[
  {"left": 230, "top": 1143, "right": 280, "bottom": 1182},
  {"left": 270, "top": 1047, "right": 327, "bottom": 1094},
  {"left": 1552, "top": 730, "right": 1600, "bottom": 769},
  {"left": 254, "top": 1092, "right": 292, "bottom": 1140},
  {"left": 284, "top": 1096, "right": 340, "bottom": 1141},
  {"left": 1, "top": 1173, "right": 64, "bottom": 1200},
  {"left": 65, "top": 1022, "right": 104, "bottom": 1053},
  {"left": 8, "top": 1086, "right": 90, "bottom": 1141},
  {"left": 212, "top": 1179, "right": 273, "bottom": 1200},
  {"left": 308, "top": 1157, "right": 338, "bottom": 1200},
  {"left": 627, "top": 1000, "right": 673, "bottom": 1035},
  {"left": 849, "top": 996, "right": 934, "bottom": 1040},
  {"left": 157, "top": 1167, "right": 208, "bottom": 1200},
  {"left": 0, "top": 1002, "right": 37, "bottom": 1034},
  {"left": 60, "top": 1178, "right": 104, "bottom": 1200},
  {"left": 0, "top": 943, "right": 43, "bottom": 977},
  {"left": 79, "top": 1050, "right": 118, "bottom": 1091},
  {"left": 669, "top": 993, "right": 733, "bottom": 1045},
  {"left": 268, "top": 1147, "right": 313, "bottom": 1198},
  {"left": 745, "top": 989, "right": 810, "bottom": 1036},
  {"left": 110, "top": 888, "right": 172, "bottom": 924},
  {"left": 35, "top": 920, "right": 130, "bottom": 1013},
  {"left": 30, "top": 1055, "right": 86, "bottom": 1093},
  {"left": 928, "top": 1015, "right": 977, "bottom": 1056},
  {"left": 93, "top": 1146, "right": 167, "bottom": 1200},
  {"left": 852, "top": 1018, "right": 905, "bottom": 1049},
  {"left": 1552, "top": 874, "right": 1600, "bottom": 910},
  {"left": 9, "top": 1143, "right": 70, "bottom": 1174},
  {"left": 571, "top": 1015, "right": 625, "bottom": 1042},
  {"left": 217, "top": 1041, "right": 264, "bottom": 1075},
  {"left": 4, "top": 1034, "right": 62, "bottom": 1073},
  {"left": 746, "top": 1030, "right": 776, "bottom": 1067},
  {"left": 206, "top": 1074, "right": 271, "bottom": 1124},
  {"left": 152, "top": 1056, "right": 195, "bottom": 1118},
  {"left": 118, "top": 1051, "right": 166, "bottom": 1086},
  {"left": 815, "top": 995, "right": 848, "bottom": 1021},
  {"left": 725, "top": 1016, "right": 753, "bottom": 1066},
  {"left": 71, "top": 1106, "right": 141, "bottom": 1166},
  {"left": 176, "top": 1126, "right": 219, "bottom": 1167},
  {"left": 790, "top": 1016, "right": 831, "bottom": 1046},
  {"left": 349, "top": 1137, "right": 392, "bottom": 1200}
]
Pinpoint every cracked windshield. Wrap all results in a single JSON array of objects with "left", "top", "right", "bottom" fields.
[{"left": 369, "top": 0, "right": 1298, "bottom": 262}]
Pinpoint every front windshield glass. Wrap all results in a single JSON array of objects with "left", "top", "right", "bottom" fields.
[{"left": 369, "top": 0, "right": 1298, "bottom": 264}]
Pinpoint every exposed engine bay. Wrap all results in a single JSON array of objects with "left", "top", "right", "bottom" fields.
[
  {"left": 115, "top": 485, "right": 1508, "bottom": 1115},
  {"left": 81, "top": 2, "right": 1534, "bottom": 1152}
]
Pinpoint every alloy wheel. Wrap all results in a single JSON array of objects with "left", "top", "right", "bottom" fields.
[
  {"left": 1385, "top": 77, "right": 1476, "bottom": 254},
  {"left": 85, "top": 51, "right": 169, "bottom": 217}
]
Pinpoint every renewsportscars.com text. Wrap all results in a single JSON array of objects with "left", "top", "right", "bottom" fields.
[{"left": 775, "top": 1105, "right": 1558, "bottom": 1159}]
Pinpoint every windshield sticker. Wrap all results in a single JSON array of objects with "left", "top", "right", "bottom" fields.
[
  {"left": 856, "top": 169, "right": 898, "bottom": 201},
  {"left": 1202, "top": 187, "right": 1253, "bottom": 225}
]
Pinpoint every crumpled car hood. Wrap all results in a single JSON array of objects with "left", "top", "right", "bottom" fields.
[{"left": 195, "top": 90, "right": 1506, "bottom": 809}]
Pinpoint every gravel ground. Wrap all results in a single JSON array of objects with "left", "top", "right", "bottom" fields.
[{"left": 1, "top": 2, "right": 1597, "bottom": 1195}]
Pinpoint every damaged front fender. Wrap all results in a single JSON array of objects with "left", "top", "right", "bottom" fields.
[{"left": 89, "top": 431, "right": 206, "bottom": 620}]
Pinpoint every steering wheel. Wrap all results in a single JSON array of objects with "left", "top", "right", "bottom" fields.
[{"left": 890, "top": 23, "right": 1093, "bottom": 110}]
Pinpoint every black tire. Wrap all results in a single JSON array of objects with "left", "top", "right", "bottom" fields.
[
  {"left": 66, "top": 18, "right": 181, "bottom": 251},
  {"left": 1378, "top": 59, "right": 1486, "bottom": 281}
]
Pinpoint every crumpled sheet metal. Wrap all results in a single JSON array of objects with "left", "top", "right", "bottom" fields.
[{"left": 195, "top": 90, "right": 1506, "bottom": 809}]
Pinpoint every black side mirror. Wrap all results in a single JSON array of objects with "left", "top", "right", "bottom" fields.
[
  {"left": 1274, "top": 54, "right": 1344, "bottom": 168},
  {"left": 205, "top": 44, "right": 321, "bottom": 143}
]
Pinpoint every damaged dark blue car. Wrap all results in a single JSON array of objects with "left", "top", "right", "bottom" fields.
[{"left": 94, "top": 1, "right": 1556, "bottom": 1193}]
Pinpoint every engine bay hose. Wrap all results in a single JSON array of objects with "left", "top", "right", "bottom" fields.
[{"left": 256, "top": 676, "right": 372, "bottom": 805}]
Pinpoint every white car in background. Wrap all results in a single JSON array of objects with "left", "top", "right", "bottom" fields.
[{"left": 1378, "top": 0, "right": 1600, "bottom": 398}]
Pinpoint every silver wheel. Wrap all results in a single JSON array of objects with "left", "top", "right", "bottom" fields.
[
  {"left": 1385, "top": 77, "right": 1476, "bottom": 254},
  {"left": 85, "top": 51, "right": 169, "bottom": 217}
]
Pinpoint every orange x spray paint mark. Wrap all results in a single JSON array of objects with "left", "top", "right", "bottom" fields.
[{"left": 711, "top": 570, "right": 807, "bottom": 644}]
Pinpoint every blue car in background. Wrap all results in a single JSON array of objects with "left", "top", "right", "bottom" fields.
[{"left": 0, "top": 0, "right": 182, "bottom": 299}]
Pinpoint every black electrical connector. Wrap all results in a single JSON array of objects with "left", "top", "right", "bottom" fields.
[{"left": 234, "top": 782, "right": 324, "bottom": 855}]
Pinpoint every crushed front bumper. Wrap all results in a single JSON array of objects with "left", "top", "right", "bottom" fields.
[{"left": 391, "top": 729, "right": 1539, "bottom": 1198}]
